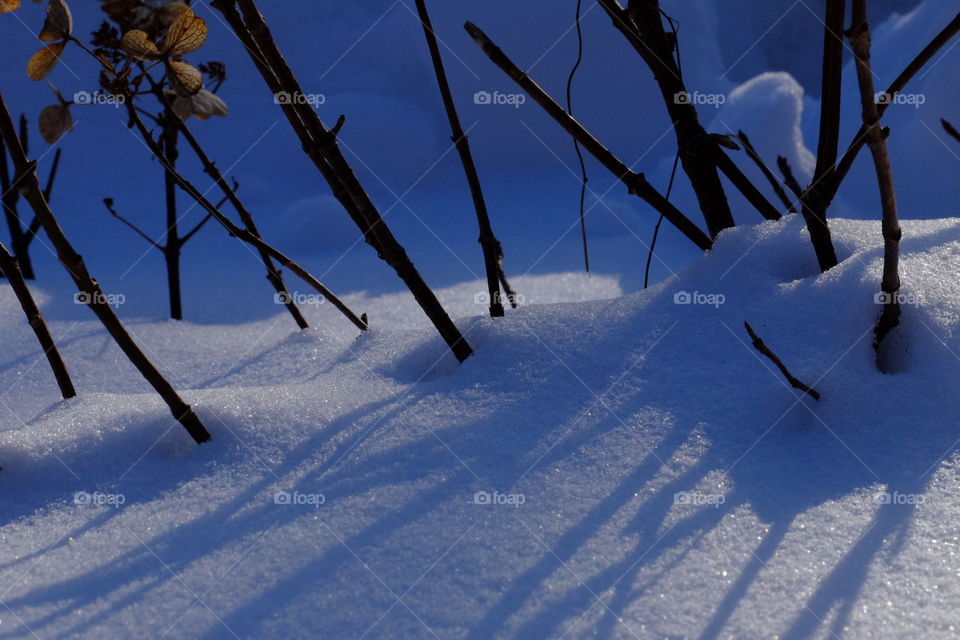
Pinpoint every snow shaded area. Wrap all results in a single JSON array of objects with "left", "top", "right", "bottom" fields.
[{"left": 1, "top": 218, "right": 960, "bottom": 638}]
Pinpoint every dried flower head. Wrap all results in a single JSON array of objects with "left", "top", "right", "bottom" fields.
[
  {"left": 99, "top": 0, "right": 187, "bottom": 38},
  {"left": 120, "top": 8, "right": 207, "bottom": 95},
  {"left": 26, "top": 0, "right": 72, "bottom": 81}
]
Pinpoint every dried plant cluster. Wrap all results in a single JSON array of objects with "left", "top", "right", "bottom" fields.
[{"left": 0, "top": 0, "right": 958, "bottom": 447}]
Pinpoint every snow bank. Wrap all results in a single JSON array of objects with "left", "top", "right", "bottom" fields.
[{"left": 2, "top": 217, "right": 960, "bottom": 638}]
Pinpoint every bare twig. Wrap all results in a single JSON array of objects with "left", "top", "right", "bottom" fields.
[
  {"left": 213, "top": 0, "right": 472, "bottom": 361},
  {"left": 714, "top": 150, "right": 783, "bottom": 221},
  {"left": 121, "top": 96, "right": 368, "bottom": 332},
  {"left": 777, "top": 156, "right": 805, "bottom": 201},
  {"left": 796, "top": 0, "right": 844, "bottom": 272},
  {"left": 104, "top": 198, "right": 163, "bottom": 249},
  {"left": 464, "top": 21, "right": 712, "bottom": 251},
  {"left": 0, "top": 241, "right": 75, "bottom": 398},
  {"left": 942, "top": 119, "right": 960, "bottom": 144},
  {"left": 0, "top": 91, "right": 211, "bottom": 444},
  {"left": 850, "top": 0, "right": 902, "bottom": 353},
  {"left": 832, "top": 12, "right": 960, "bottom": 206},
  {"left": 414, "top": 0, "right": 512, "bottom": 317},
  {"left": 598, "top": 0, "right": 735, "bottom": 238},
  {"left": 744, "top": 322, "right": 820, "bottom": 400},
  {"left": 737, "top": 131, "right": 795, "bottom": 213}
]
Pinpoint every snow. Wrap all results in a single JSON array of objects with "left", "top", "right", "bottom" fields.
[{"left": 0, "top": 216, "right": 959, "bottom": 638}]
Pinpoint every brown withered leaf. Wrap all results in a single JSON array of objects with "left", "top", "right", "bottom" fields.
[
  {"left": 161, "top": 8, "right": 206, "bottom": 56},
  {"left": 120, "top": 29, "right": 161, "bottom": 60},
  {"left": 38, "top": 103, "right": 73, "bottom": 143},
  {"left": 0, "top": 0, "right": 20, "bottom": 14},
  {"left": 39, "top": 0, "right": 72, "bottom": 41},
  {"left": 27, "top": 41, "right": 67, "bottom": 81},
  {"left": 166, "top": 59, "right": 201, "bottom": 96}
]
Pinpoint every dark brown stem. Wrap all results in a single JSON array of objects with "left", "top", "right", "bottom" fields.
[
  {"left": 415, "top": 0, "right": 510, "bottom": 318},
  {"left": 121, "top": 96, "right": 368, "bottom": 333},
  {"left": 737, "top": 131, "right": 795, "bottom": 213},
  {"left": 777, "top": 156, "right": 805, "bottom": 201},
  {"left": 173, "top": 118, "right": 310, "bottom": 330},
  {"left": 714, "top": 150, "right": 783, "bottom": 221},
  {"left": 797, "top": 0, "right": 844, "bottom": 272},
  {"left": 213, "top": 0, "right": 472, "bottom": 362},
  {"left": 832, "top": 12, "right": 960, "bottom": 209},
  {"left": 161, "top": 109, "right": 183, "bottom": 321},
  {"left": 599, "top": 0, "right": 735, "bottom": 238},
  {"left": 942, "top": 119, "right": 960, "bottom": 144},
  {"left": 464, "top": 20, "right": 712, "bottom": 251},
  {"left": 850, "top": 0, "right": 902, "bottom": 354},
  {"left": 744, "top": 322, "right": 821, "bottom": 400},
  {"left": 0, "top": 241, "right": 75, "bottom": 398},
  {"left": 0, "top": 91, "right": 211, "bottom": 444},
  {"left": 104, "top": 198, "right": 163, "bottom": 248}
]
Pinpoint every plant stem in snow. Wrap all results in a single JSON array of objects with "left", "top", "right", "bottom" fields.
[
  {"left": 598, "top": 0, "right": 735, "bottom": 239},
  {"left": 744, "top": 322, "right": 820, "bottom": 400},
  {"left": 414, "top": 0, "right": 513, "bottom": 316},
  {"left": 0, "top": 241, "right": 75, "bottom": 399},
  {"left": 212, "top": 0, "right": 472, "bottom": 362},
  {"left": 0, "top": 91, "right": 211, "bottom": 444},
  {"left": 464, "top": 21, "right": 712, "bottom": 252},
  {"left": 849, "top": 0, "right": 903, "bottom": 354},
  {"left": 737, "top": 131, "right": 795, "bottom": 213}
]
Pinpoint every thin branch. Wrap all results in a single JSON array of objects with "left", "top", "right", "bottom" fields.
[
  {"left": 714, "top": 149, "right": 783, "bottom": 221},
  {"left": 744, "top": 322, "right": 821, "bottom": 400},
  {"left": 464, "top": 20, "right": 712, "bottom": 251},
  {"left": 214, "top": 0, "right": 472, "bottom": 361},
  {"left": 942, "top": 119, "right": 960, "bottom": 144},
  {"left": 832, "top": 12, "right": 960, "bottom": 200},
  {"left": 0, "top": 91, "right": 210, "bottom": 444},
  {"left": 103, "top": 197, "right": 164, "bottom": 249},
  {"left": 777, "top": 156, "right": 805, "bottom": 200},
  {"left": 122, "top": 96, "right": 368, "bottom": 332},
  {"left": 179, "top": 192, "right": 230, "bottom": 245},
  {"left": 599, "top": 0, "right": 735, "bottom": 238},
  {"left": 0, "top": 241, "right": 75, "bottom": 398},
  {"left": 737, "top": 131, "right": 795, "bottom": 213},
  {"left": 414, "top": 0, "right": 511, "bottom": 317},
  {"left": 41, "top": 148, "right": 61, "bottom": 203},
  {"left": 850, "top": 0, "right": 902, "bottom": 352}
]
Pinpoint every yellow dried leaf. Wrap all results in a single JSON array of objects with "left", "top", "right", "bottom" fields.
[
  {"left": 38, "top": 103, "right": 73, "bottom": 143},
  {"left": 0, "top": 0, "right": 20, "bottom": 14},
  {"left": 39, "top": 0, "right": 72, "bottom": 41},
  {"left": 166, "top": 60, "right": 201, "bottom": 96},
  {"left": 161, "top": 9, "right": 206, "bottom": 56},
  {"left": 26, "top": 41, "right": 66, "bottom": 81},
  {"left": 120, "top": 29, "right": 161, "bottom": 61}
]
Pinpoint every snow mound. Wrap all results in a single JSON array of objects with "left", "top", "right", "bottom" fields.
[{"left": 2, "top": 217, "right": 960, "bottom": 638}]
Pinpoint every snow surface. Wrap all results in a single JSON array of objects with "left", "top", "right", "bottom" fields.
[{"left": 1, "top": 217, "right": 960, "bottom": 639}]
